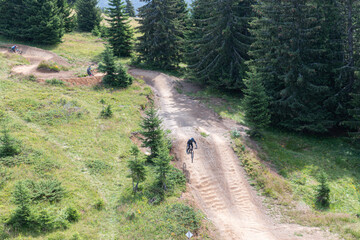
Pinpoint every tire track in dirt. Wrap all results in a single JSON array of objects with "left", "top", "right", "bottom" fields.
[{"left": 128, "top": 68, "right": 341, "bottom": 240}]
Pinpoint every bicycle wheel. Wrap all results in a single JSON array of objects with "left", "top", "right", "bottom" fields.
[{"left": 191, "top": 149, "right": 194, "bottom": 163}]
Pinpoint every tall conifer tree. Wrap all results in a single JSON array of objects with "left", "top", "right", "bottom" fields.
[
  {"left": 107, "top": 0, "right": 133, "bottom": 57},
  {"left": 124, "top": 0, "right": 136, "bottom": 17},
  {"left": 187, "top": 0, "right": 253, "bottom": 90},
  {"left": 137, "top": 0, "right": 185, "bottom": 69},
  {"left": 249, "top": 0, "right": 347, "bottom": 132},
  {"left": 77, "top": 0, "right": 102, "bottom": 32}
]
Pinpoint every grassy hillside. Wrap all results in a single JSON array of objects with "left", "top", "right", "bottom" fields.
[
  {"left": 187, "top": 87, "right": 360, "bottom": 240},
  {"left": 0, "top": 33, "right": 210, "bottom": 239}
]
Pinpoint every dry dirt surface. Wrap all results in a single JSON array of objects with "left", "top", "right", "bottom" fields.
[
  {"left": 0, "top": 44, "right": 103, "bottom": 85},
  {"left": 128, "top": 68, "right": 341, "bottom": 240}
]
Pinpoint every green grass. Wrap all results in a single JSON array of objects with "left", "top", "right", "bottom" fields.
[
  {"left": 189, "top": 85, "right": 360, "bottom": 239},
  {"left": 0, "top": 39, "right": 208, "bottom": 239}
]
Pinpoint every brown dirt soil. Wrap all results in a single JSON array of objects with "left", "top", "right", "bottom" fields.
[
  {"left": 0, "top": 44, "right": 103, "bottom": 85},
  {"left": 128, "top": 68, "right": 341, "bottom": 240}
]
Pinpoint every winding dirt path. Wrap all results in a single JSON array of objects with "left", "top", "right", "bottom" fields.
[
  {"left": 0, "top": 44, "right": 340, "bottom": 239},
  {"left": 129, "top": 69, "right": 340, "bottom": 240},
  {"left": 0, "top": 44, "right": 103, "bottom": 85}
]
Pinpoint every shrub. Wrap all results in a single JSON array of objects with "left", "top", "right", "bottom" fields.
[
  {"left": 38, "top": 61, "right": 68, "bottom": 72},
  {"left": 231, "top": 129, "right": 241, "bottom": 139},
  {"left": 94, "top": 199, "right": 105, "bottom": 210},
  {"left": 45, "top": 78, "right": 65, "bottom": 86},
  {"left": 100, "top": 105, "right": 113, "bottom": 118},
  {"left": 0, "top": 127, "right": 20, "bottom": 158},
  {"left": 65, "top": 207, "right": 80, "bottom": 222},
  {"left": 31, "top": 179, "right": 65, "bottom": 203},
  {"left": 316, "top": 171, "right": 330, "bottom": 209},
  {"left": 164, "top": 203, "right": 200, "bottom": 237},
  {"left": 86, "top": 160, "right": 112, "bottom": 174}
]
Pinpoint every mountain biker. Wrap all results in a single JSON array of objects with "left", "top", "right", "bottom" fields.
[
  {"left": 87, "top": 65, "right": 94, "bottom": 76},
  {"left": 11, "top": 45, "right": 17, "bottom": 53},
  {"left": 186, "top": 138, "right": 197, "bottom": 154}
]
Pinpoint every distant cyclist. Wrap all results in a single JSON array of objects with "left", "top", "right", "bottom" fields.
[
  {"left": 186, "top": 138, "right": 197, "bottom": 154},
  {"left": 11, "top": 45, "right": 17, "bottom": 53},
  {"left": 87, "top": 65, "right": 94, "bottom": 76}
]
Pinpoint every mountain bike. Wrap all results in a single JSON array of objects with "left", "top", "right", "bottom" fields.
[
  {"left": 8, "top": 48, "right": 22, "bottom": 54},
  {"left": 187, "top": 146, "right": 195, "bottom": 163}
]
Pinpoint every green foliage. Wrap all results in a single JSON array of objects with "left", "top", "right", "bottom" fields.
[
  {"left": 7, "top": 181, "right": 32, "bottom": 230},
  {"left": 27, "top": 179, "right": 66, "bottom": 203},
  {"left": 76, "top": 0, "right": 102, "bottom": 32},
  {"left": 107, "top": 0, "right": 133, "bottom": 57},
  {"left": 100, "top": 105, "right": 113, "bottom": 118},
  {"left": 46, "top": 78, "right": 65, "bottom": 86},
  {"left": 86, "top": 159, "right": 112, "bottom": 174},
  {"left": 124, "top": 0, "right": 135, "bottom": 17},
  {"left": 316, "top": 171, "right": 330, "bottom": 209},
  {"left": 98, "top": 46, "right": 133, "bottom": 88},
  {"left": 0, "top": 0, "right": 69, "bottom": 43},
  {"left": 164, "top": 203, "right": 200, "bottom": 237},
  {"left": 0, "top": 166, "right": 11, "bottom": 189},
  {"left": 65, "top": 206, "right": 80, "bottom": 222},
  {"left": 137, "top": 0, "right": 186, "bottom": 69},
  {"left": 248, "top": 0, "right": 349, "bottom": 132},
  {"left": 94, "top": 199, "right": 105, "bottom": 210},
  {"left": 38, "top": 61, "right": 68, "bottom": 72},
  {"left": 127, "top": 146, "right": 146, "bottom": 193},
  {"left": 0, "top": 126, "right": 20, "bottom": 158},
  {"left": 187, "top": 0, "right": 253, "bottom": 90},
  {"left": 139, "top": 106, "right": 163, "bottom": 162},
  {"left": 243, "top": 69, "right": 270, "bottom": 131},
  {"left": 154, "top": 139, "right": 172, "bottom": 191}
]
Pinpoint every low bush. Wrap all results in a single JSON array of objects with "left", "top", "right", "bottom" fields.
[
  {"left": 38, "top": 61, "right": 68, "bottom": 72},
  {"left": 45, "top": 78, "right": 65, "bottom": 86},
  {"left": 100, "top": 105, "right": 113, "bottom": 118},
  {"left": 85, "top": 159, "right": 112, "bottom": 174},
  {"left": 30, "top": 179, "right": 65, "bottom": 203},
  {"left": 65, "top": 206, "right": 80, "bottom": 222},
  {"left": 0, "top": 127, "right": 20, "bottom": 158},
  {"left": 164, "top": 203, "right": 200, "bottom": 237},
  {"left": 94, "top": 199, "right": 105, "bottom": 210}
]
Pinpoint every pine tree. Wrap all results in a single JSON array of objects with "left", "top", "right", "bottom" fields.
[
  {"left": 154, "top": 138, "right": 172, "bottom": 190},
  {"left": 344, "top": 92, "right": 360, "bottom": 139},
  {"left": 139, "top": 106, "right": 163, "bottom": 162},
  {"left": 76, "top": 0, "right": 102, "bottom": 32},
  {"left": 107, "top": 0, "right": 133, "bottom": 57},
  {"left": 0, "top": 127, "right": 19, "bottom": 158},
  {"left": 25, "top": 0, "right": 64, "bottom": 44},
  {"left": 124, "top": 0, "right": 135, "bottom": 17},
  {"left": 316, "top": 171, "right": 330, "bottom": 209},
  {"left": 187, "top": 0, "right": 253, "bottom": 90},
  {"left": 137, "top": 0, "right": 185, "bottom": 69},
  {"left": 127, "top": 146, "right": 146, "bottom": 193},
  {"left": 243, "top": 68, "right": 270, "bottom": 132},
  {"left": 98, "top": 46, "right": 133, "bottom": 87},
  {"left": 0, "top": 0, "right": 27, "bottom": 39},
  {"left": 249, "top": 0, "right": 346, "bottom": 132},
  {"left": 7, "top": 181, "right": 32, "bottom": 230}
]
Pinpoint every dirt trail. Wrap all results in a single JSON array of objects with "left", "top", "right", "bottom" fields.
[
  {"left": 0, "top": 44, "right": 103, "bottom": 85},
  {"left": 129, "top": 69, "right": 340, "bottom": 240}
]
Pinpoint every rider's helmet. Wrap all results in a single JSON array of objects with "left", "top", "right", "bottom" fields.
[{"left": 190, "top": 138, "right": 195, "bottom": 141}]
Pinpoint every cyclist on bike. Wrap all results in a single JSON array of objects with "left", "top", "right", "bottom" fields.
[
  {"left": 87, "top": 65, "right": 94, "bottom": 76},
  {"left": 186, "top": 138, "right": 197, "bottom": 154},
  {"left": 11, "top": 45, "right": 17, "bottom": 53}
]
